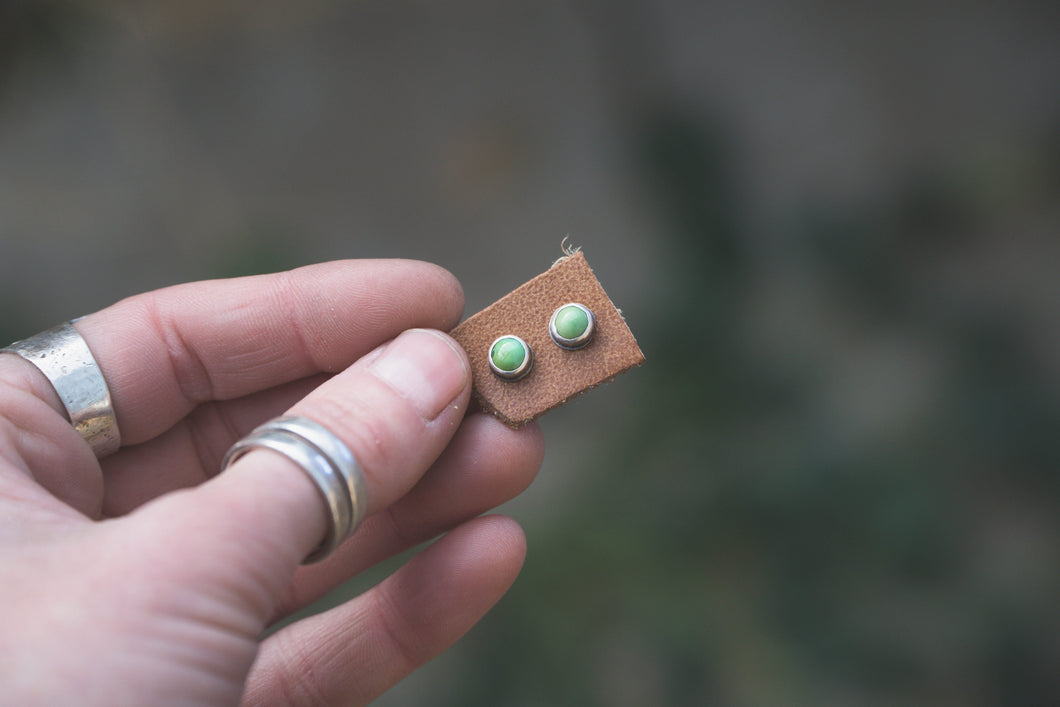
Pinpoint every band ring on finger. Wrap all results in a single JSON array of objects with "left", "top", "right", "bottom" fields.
[
  {"left": 1, "top": 321, "right": 122, "bottom": 458},
  {"left": 221, "top": 416, "right": 367, "bottom": 564}
]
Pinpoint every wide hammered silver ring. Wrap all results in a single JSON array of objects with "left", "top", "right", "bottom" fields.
[
  {"left": 221, "top": 416, "right": 367, "bottom": 564},
  {"left": 2, "top": 322, "right": 121, "bottom": 458}
]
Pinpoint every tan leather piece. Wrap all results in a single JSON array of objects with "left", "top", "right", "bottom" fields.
[{"left": 449, "top": 251, "right": 645, "bottom": 427}]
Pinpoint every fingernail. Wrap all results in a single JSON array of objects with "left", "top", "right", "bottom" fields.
[{"left": 368, "top": 329, "right": 469, "bottom": 421}]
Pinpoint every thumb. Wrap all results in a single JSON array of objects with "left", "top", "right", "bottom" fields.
[{"left": 128, "top": 328, "right": 472, "bottom": 623}]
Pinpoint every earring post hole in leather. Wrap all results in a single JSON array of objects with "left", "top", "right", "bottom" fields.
[{"left": 449, "top": 251, "right": 644, "bottom": 427}]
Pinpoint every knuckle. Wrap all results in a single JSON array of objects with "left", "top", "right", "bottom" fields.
[
  {"left": 372, "top": 589, "right": 427, "bottom": 675},
  {"left": 267, "top": 631, "right": 332, "bottom": 707}
]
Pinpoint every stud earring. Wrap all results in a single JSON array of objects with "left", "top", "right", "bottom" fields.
[
  {"left": 549, "top": 303, "right": 596, "bottom": 349},
  {"left": 489, "top": 335, "right": 533, "bottom": 380}
]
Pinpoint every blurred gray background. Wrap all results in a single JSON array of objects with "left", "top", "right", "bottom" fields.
[{"left": 2, "top": 1, "right": 1059, "bottom": 705}]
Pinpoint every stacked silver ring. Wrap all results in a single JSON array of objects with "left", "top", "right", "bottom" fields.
[{"left": 221, "top": 416, "right": 367, "bottom": 563}]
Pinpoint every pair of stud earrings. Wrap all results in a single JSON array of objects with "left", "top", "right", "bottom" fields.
[{"left": 488, "top": 303, "right": 596, "bottom": 381}]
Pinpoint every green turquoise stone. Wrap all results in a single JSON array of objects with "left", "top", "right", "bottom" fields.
[
  {"left": 491, "top": 337, "right": 527, "bottom": 372},
  {"left": 554, "top": 305, "right": 589, "bottom": 340}
]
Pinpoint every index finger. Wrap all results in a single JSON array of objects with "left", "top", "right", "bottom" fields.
[{"left": 74, "top": 259, "right": 464, "bottom": 446}]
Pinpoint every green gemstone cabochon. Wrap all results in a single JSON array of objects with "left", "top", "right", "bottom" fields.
[
  {"left": 554, "top": 305, "right": 589, "bottom": 339},
  {"left": 491, "top": 337, "right": 527, "bottom": 372}
]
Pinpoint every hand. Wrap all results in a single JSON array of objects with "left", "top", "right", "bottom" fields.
[{"left": 0, "top": 260, "right": 544, "bottom": 705}]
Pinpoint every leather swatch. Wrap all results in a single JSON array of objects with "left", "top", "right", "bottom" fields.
[{"left": 450, "top": 251, "right": 644, "bottom": 427}]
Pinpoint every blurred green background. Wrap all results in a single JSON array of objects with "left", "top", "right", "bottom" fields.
[{"left": 2, "top": 1, "right": 1059, "bottom": 705}]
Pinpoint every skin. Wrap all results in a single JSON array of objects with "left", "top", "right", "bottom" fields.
[{"left": 0, "top": 259, "right": 544, "bottom": 705}]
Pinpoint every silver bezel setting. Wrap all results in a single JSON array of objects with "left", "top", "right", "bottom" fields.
[
  {"left": 549, "top": 302, "right": 596, "bottom": 350},
  {"left": 488, "top": 335, "right": 533, "bottom": 381}
]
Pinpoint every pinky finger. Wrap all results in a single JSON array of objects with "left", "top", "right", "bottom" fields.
[{"left": 242, "top": 515, "right": 527, "bottom": 707}]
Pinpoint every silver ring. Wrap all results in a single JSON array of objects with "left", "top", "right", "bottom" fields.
[
  {"left": 1, "top": 322, "right": 121, "bottom": 457},
  {"left": 264, "top": 416, "right": 367, "bottom": 533},
  {"left": 221, "top": 416, "right": 367, "bottom": 563}
]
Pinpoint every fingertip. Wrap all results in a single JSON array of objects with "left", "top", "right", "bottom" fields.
[
  {"left": 362, "top": 328, "right": 470, "bottom": 423},
  {"left": 466, "top": 414, "right": 545, "bottom": 492},
  {"left": 482, "top": 514, "right": 529, "bottom": 572},
  {"left": 514, "top": 420, "right": 546, "bottom": 471},
  {"left": 420, "top": 261, "right": 466, "bottom": 328},
  {"left": 289, "top": 327, "right": 474, "bottom": 517},
  {"left": 378, "top": 259, "right": 465, "bottom": 330},
  {"left": 393, "top": 515, "right": 528, "bottom": 629},
  {"left": 292, "top": 258, "right": 465, "bottom": 340},
  {"left": 412, "top": 328, "right": 471, "bottom": 379}
]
